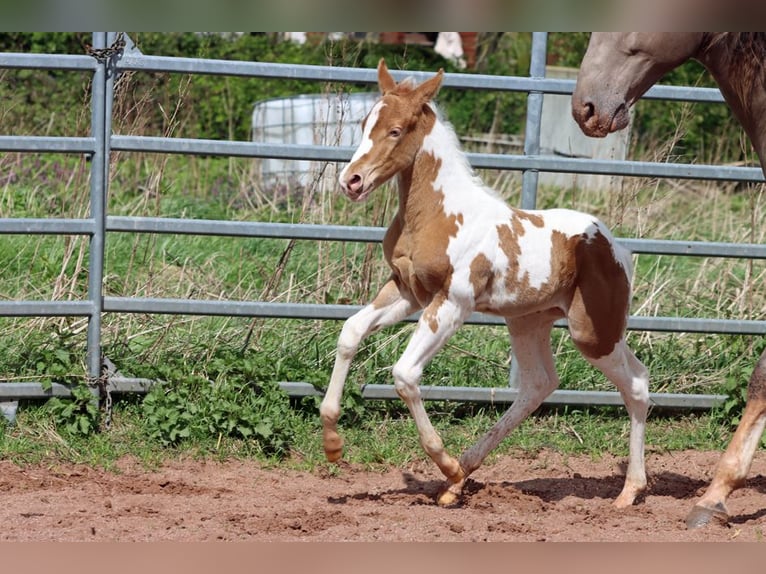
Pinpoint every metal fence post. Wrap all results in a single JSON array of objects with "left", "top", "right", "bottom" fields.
[
  {"left": 511, "top": 32, "right": 548, "bottom": 389},
  {"left": 86, "top": 32, "right": 109, "bottom": 394},
  {"left": 519, "top": 32, "right": 548, "bottom": 211}
]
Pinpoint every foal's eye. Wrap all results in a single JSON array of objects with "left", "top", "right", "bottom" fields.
[{"left": 389, "top": 127, "right": 402, "bottom": 138}]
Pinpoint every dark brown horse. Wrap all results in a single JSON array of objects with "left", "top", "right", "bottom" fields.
[{"left": 572, "top": 32, "right": 766, "bottom": 529}]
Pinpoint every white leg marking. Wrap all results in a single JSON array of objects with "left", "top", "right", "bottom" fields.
[
  {"left": 460, "top": 314, "right": 559, "bottom": 474},
  {"left": 391, "top": 297, "right": 470, "bottom": 494},
  {"left": 320, "top": 279, "right": 416, "bottom": 461},
  {"left": 586, "top": 341, "right": 650, "bottom": 507}
]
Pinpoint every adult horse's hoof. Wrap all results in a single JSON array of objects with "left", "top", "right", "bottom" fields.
[{"left": 685, "top": 503, "right": 729, "bottom": 529}]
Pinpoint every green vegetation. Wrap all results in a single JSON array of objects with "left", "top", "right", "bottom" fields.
[{"left": 0, "top": 33, "right": 763, "bottom": 471}]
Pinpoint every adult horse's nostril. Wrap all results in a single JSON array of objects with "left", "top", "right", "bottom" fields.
[{"left": 582, "top": 101, "right": 595, "bottom": 121}]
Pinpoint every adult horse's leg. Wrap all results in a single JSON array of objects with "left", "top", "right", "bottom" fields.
[
  {"left": 389, "top": 295, "right": 470, "bottom": 506},
  {"left": 686, "top": 352, "right": 766, "bottom": 528},
  {"left": 449, "top": 312, "right": 562, "bottom": 505},
  {"left": 580, "top": 340, "right": 650, "bottom": 507},
  {"left": 320, "top": 278, "right": 417, "bottom": 462}
]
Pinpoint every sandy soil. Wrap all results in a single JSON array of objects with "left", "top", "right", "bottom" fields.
[{"left": 1, "top": 449, "right": 764, "bottom": 542}]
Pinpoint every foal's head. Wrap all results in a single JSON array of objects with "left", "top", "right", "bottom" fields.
[{"left": 339, "top": 59, "right": 444, "bottom": 201}]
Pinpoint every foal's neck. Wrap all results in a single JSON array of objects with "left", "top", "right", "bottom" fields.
[{"left": 396, "top": 116, "right": 483, "bottom": 219}]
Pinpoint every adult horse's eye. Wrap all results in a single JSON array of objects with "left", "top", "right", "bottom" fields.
[{"left": 389, "top": 127, "right": 402, "bottom": 138}]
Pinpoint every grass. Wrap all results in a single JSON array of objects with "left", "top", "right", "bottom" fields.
[{"left": 1, "top": 63, "right": 765, "bottom": 473}]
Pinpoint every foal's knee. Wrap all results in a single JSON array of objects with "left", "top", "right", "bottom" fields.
[{"left": 336, "top": 320, "right": 365, "bottom": 359}]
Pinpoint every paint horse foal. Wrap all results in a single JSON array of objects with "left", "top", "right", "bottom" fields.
[
  {"left": 572, "top": 32, "right": 766, "bottom": 528},
  {"left": 320, "top": 59, "right": 650, "bottom": 507}
]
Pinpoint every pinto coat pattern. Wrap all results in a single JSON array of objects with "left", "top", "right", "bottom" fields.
[{"left": 320, "top": 59, "right": 650, "bottom": 507}]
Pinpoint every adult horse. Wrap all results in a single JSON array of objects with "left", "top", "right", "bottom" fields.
[
  {"left": 572, "top": 32, "right": 766, "bottom": 529},
  {"left": 320, "top": 58, "right": 650, "bottom": 508}
]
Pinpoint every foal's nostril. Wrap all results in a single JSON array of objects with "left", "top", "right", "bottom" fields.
[{"left": 347, "top": 174, "right": 362, "bottom": 192}]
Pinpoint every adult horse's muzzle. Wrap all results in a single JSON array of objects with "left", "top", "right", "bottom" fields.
[{"left": 571, "top": 93, "right": 630, "bottom": 138}]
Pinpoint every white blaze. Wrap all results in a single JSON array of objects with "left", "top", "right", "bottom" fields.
[{"left": 339, "top": 101, "right": 385, "bottom": 183}]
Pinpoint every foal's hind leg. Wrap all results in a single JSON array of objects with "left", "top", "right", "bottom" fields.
[
  {"left": 442, "top": 312, "right": 562, "bottom": 505},
  {"left": 578, "top": 339, "right": 650, "bottom": 507},
  {"left": 686, "top": 352, "right": 766, "bottom": 528},
  {"left": 320, "top": 278, "right": 417, "bottom": 462}
]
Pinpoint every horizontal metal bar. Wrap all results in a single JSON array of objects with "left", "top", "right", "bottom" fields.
[
  {"left": 106, "top": 216, "right": 384, "bottom": 242},
  {"left": 277, "top": 382, "right": 727, "bottom": 410},
  {"left": 619, "top": 238, "right": 766, "bottom": 259},
  {"left": 111, "top": 135, "right": 764, "bottom": 182},
  {"left": 0, "top": 136, "right": 96, "bottom": 153},
  {"left": 0, "top": 52, "right": 96, "bottom": 71},
  {"left": 101, "top": 298, "right": 766, "bottom": 335},
  {"left": 107, "top": 376, "right": 155, "bottom": 394},
  {"left": 0, "top": 382, "right": 75, "bottom": 399},
  {"left": 111, "top": 135, "right": 350, "bottom": 160},
  {"left": 0, "top": 378, "right": 727, "bottom": 412},
  {"left": 102, "top": 297, "right": 358, "bottom": 319},
  {"left": 0, "top": 301, "right": 95, "bottom": 317},
  {"left": 106, "top": 217, "right": 766, "bottom": 259},
  {"left": 117, "top": 55, "right": 725, "bottom": 103},
  {"left": 472, "top": 154, "right": 765, "bottom": 182},
  {"left": 0, "top": 218, "right": 95, "bottom": 235},
  {"left": 627, "top": 316, "right": 766, "bottom": 335}
]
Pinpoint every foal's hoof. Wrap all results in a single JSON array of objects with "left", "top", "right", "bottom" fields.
[
  {"left": 436, "top": 468, "right": 467, "bottom": 507},
  {"left": 685, "top": 503, "right": 729, "bottom": 529},
  {"left": 323, "top": 435, "right": 344, "bottom": 463},
  {"left": 324, "top": 447, "right": 343, "bottom": 463},
  {"left": 436, "top": 484, "right": 462, "bottom": 507}
]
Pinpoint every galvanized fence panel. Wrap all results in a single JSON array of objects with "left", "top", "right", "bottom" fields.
[{"left": 3, "top": 32, "right": 764, "bottom": 413}]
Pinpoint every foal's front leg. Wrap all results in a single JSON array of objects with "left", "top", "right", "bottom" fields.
[
  {"left": 391, "top": 295, "right": 469, "bottom": 506},
  {"left": 320, "top": 279, "right": 417, "bottom": 462}
]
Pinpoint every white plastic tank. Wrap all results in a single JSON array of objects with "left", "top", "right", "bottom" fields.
[{"left": 252, "top": 92, "right": 379, "bottom": 192}]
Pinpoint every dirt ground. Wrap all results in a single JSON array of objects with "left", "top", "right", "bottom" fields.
[{"left": 1, "top": 449, "right": 764, "bottom": 542}]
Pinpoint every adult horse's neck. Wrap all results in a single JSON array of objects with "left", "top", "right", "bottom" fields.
[{"left": 698, "top": 36, "right": 766, "bottom": 173}]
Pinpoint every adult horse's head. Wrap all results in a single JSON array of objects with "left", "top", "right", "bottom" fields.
[
  {"left": 572, "top": 33, "right": 705, "bottom": 138},
  {"left": 339, "top": 58, "right": 444, "bottom": 202}
]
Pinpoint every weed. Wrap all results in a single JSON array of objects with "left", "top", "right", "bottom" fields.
[
  {"left": 44, "top": 382, "right": 99, "bottom": 437},
  {"left": 139, "top": 350, "right": 297, "bottom": 457}
]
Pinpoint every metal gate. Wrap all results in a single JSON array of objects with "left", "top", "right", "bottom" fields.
[{"left": 2, "top": 32, "right": 765, "bottom": 415}]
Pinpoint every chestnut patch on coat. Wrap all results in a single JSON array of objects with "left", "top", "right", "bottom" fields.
[
  {"left": 567, "top": 230, "right": 630, "bottom": 358},
  {"left": 496, "top": 219, "right": 578, "bottom": 305},
  {"left": 469, "top": 253, "right": 493, "bottom": 301},
  {"left": 383, "top": 144, "right": 459, "bottom": 331}
]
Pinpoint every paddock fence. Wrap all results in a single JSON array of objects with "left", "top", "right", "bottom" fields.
[{"left": 1, "top": 32, "right": 765, "bottom": 420}]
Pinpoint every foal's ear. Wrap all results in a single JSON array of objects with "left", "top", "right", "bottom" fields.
[
  {"left": 377, "top": 58, "right": 397, "bottom": 94},
  {"left": 413, "top": 68, "right": 444, "bottom": 106}
]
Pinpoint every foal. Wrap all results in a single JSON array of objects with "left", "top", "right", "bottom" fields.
[{"left": 320, "top": 59, "right": 650, "bottom": 507}]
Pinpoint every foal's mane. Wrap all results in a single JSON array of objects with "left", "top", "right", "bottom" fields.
[{"left": 704, "top": 33, "right": 766, "bottom": 101}]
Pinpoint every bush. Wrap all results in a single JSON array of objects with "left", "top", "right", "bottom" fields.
[{"left": 140, "top": 350, "right": 296, "bottom": 456}]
